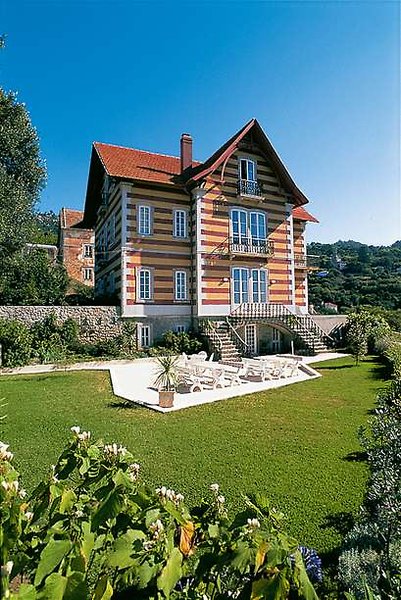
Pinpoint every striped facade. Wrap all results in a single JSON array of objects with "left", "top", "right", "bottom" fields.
[{"left": 84, "top": 119, "right": 318, "bottom": 349}]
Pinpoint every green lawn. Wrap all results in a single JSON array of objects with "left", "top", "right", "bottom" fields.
[{"left": 0, "top": 356, "right": 386, "bottom": 557}]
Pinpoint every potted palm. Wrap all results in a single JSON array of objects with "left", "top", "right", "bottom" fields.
[{"left": 153, "top": 354, "right": 180, "bottom": 408}]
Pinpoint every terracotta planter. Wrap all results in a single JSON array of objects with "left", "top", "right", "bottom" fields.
[{"left": 158, "top": 390, "right": 175, "bottom": 408}]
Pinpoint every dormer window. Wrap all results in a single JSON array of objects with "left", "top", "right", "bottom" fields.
[{"left": 239, "top": 158, "right": 256, "bottom": 182}]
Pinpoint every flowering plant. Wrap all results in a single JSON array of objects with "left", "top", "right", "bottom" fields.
[{"left": 1, "top": 428, "right": 320, "bottom": 599}]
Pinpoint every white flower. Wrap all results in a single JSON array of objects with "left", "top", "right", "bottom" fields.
[
  {"left": 25, "top": 511, "right": 34, "bottom": 521},
  {"left": 143, "top": 540, "right": 154, "bottom": 551},
  {"left": 128, "top": 462, "right": 140, "bottom": 481},
  {"left": 75, "top": 509, "right": 84, "bottom": 518},
  {"left": 51, "top": 465, "right": 59, "bottom": 483},
  {"left": 217, "top": 495, "right": 225, "bottom": 505},
  {"left": 0, "top": 560, "right": 13, "bottom": 577},
  {"left": 149, "top": 519, "right": 164, "bottom": 539},
  {"left": 0, "top": 442, "right": 13, "bottom": 462},
  {"left": 71, "top": 426, "right": 81, "bottom": 435},
  {"left": 156, "top": 486, "right": 184, "bottom": 506},
  {"left": 19, "top": 488, "right": 27, "bottom": 499},
  {"left": 247, "top": 518, "right": 260, "bottom": 529},
  {"left": 103, "top": 443, "right": 127, "bottom": 459},
  {"left": 210, "top": 483, "right": 219, "bottom": 493}
]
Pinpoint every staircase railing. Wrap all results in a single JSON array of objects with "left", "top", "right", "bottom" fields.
[
  {"left": 224, "top": 317, "right": 253, "bottom": 357},
  {"left": 198, "top": 319, "right": 224, "bottom": 357},
  {"left": 230, "top": 303, "right": 333, "bottom": 350}
]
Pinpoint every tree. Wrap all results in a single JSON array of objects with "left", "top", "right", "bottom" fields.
[
  {"left": 0, "top": 89, "right": 46, "bottom": 256},
  {"left": 0, "top": 249, "right": 68, "bottom": 305},
  {"left": 30, "top": 210, "right": 59, "bottom": 245}
]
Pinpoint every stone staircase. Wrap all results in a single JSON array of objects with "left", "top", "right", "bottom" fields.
[
  {"left": 200, "top": 320, "right": 242, "bottom": 363},
  {"left": 229, "top": 303, "right": 332, "bottom": 355}
]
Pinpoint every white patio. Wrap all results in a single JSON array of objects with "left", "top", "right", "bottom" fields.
[{"left": 109, "top": 352, "right": 348, "bottom": 413}]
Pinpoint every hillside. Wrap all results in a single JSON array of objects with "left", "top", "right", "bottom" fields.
[{"left": 307, "top": 240, "right": 401, "bottom": 312}]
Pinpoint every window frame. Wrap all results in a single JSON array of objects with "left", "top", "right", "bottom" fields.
[
  {"left": 139, "top": 324, "right": 152, "bottom": 349},
  {"left": 174, "top": 270, "right": 188, "bottom": 302},
  {"left": 137, "top": 268, "right": 153, "bottom": 301},
  {"left": 83, "top": 267, "right": 93, "bottom": 281},
  {"left": 230, "top": 208, "right": 267, "bottom": 245},
  {"left": 239, "top": 157, "right": 257, "bottom": 182},
  {"left": 173, "top": 208, "right": 188, "bottom": 238},
  {"left": 83, "top": 244, "right": 94, "bottom": 259},
  {"left": 137, "top": 204, "right": 152, "bottom": 236}
]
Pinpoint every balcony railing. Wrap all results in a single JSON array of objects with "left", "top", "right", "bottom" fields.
[
  {"left": 237, "top": 179, "right": 263, "bottom": 197},
  {"left": 229, "top": 237, "right": 274, "bottom": 256},
  {"left": 294, "top": 253, "right": 320, "bottom": 269}
]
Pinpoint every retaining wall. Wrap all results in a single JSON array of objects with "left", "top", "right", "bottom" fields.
[{"left": 0, "top": 306, "right": 122, "bottom": 342}]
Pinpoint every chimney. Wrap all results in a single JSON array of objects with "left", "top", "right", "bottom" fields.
[{"left": 180, "top": 133, "right": 193, "bottom": 172}]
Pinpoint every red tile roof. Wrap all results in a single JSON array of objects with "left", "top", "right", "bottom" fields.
[
  {"left": 61, "top": 208, "right": 84, "bottom": 228},
  {"left": 292, "top": 206, "right": 319, "bottom": 223},
  {"left": 94, "top": 142, "right": 200, "bottom": 185}
]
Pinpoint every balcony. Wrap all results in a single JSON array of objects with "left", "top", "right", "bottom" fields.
[
  {"left": 237, "top": 179, "right": 263, "bottom": 197},
  {"left": 294, "top": 253, "right": 320, "bottom": 269},
  {"left": 229, "top": 237, "right": 274, "bottom": 257}
]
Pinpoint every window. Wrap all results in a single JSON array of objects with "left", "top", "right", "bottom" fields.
[
  {"left": 231, "top": 209, "right": 267, "bottom": 246},
  {"left": 108, "top": 271, "right": 115, "bottom": 293},
  {"left": 83, "top": 268, "right": 93, "bottom": 281},
  {"left": 232, "top": 268, "right": 267, "bottom": 305},
  {"left": 109, "top": 214, "right": 116, "bottom": 244},
  {"left": 175, "top": 324, "right": 186, "bottom": 334},
  {"left": 175, "top": 271, "right": 187, "bottom": 301},
  {"left": 83, "top": 244, "right": 93, "bottom": 258},
  {"left": 239, "top": 158, "right": 256, "bottom": 181},
  {"left": 138, "top": 205, "right": 151, "bottom": 236},
  {"left": 138, "top": 269, "right": 152, "bottom": 300},
  {"left": 232, "top": 268, "right": 249, "bottom": 304},
  {"left": 140, "top": 325, "right": 151, "bottom": 348},
  {"left": 173, "top": 209, "right": 187, "bottom": 238},
  {"left": 251, "top": 269, "right": 267, "bottom": 303},
  {"left": 250, "top": 212, "right": 266, "bottom": 244}
]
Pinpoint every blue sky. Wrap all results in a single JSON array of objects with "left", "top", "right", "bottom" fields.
[{"left": 1, "top": 0, "right": 400, "bottom": 245}]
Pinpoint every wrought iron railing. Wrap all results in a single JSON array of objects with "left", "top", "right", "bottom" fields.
[
  {"left": 229, "top": 237, "right": 274, "bottom": 256},
  {"left": 224, "top": 317, "right": 253, "bottom": 357},
  {"left": 229, "top": 303, "right": 333, "bottom": 352},
  {"left": 237, "top": 179, "right": 263, "bottom": 197}
]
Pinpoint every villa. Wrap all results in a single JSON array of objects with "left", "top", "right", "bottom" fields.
[{"left": 82, "top": 118, "right": 330, "bottom": 358}]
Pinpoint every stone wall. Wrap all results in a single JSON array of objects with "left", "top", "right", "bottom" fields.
[{"left": 0, "top": 306, "right": 122, "bottom": 343}]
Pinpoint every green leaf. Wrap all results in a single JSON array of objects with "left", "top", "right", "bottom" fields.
[
  {"left": 231, "top": 541, "right": 253, "bottom": 573},
  {"left": 157, "top": 547, "right": 183, "bottom": 598},
  {"left": 208, "top": 523, "right": 219, "bottom": 538},
  {"left": 107, "top": 529, "right": 145, "bottom": 569},
  {"left": 64, "top": 571, "right": 90, "bottom": 600},
  {"left": 137, "top": 561, "right": 159, "bottom": 589},
  {"left": 92, "top": 576, "right": 113, "bottom": 600},
  {"left": 34, "top": 539, "right": 72, "bottom": 586},
  {"left": 81, "top": 522, "right": 95, "bottom": 564},
  {"left": 13, "top": 584, "right": 37, "bottom": 599},
  {"left": 91, "top": 489, "right": 122, "bottom": 530},
  {"left": 79, "top": 456, "right": 90, "bottom": 475},
  {"left": 293, "top": 551, "right": 319, "bottom": 600},
  {"left": 251, "top": 572, "right": 290, "bottom": 600},
  {"left": 60, "top": 489, "right": 76, "bottom": 514},
  {"left": 37, "top": 573, "right": 67, "bottom": 600}
]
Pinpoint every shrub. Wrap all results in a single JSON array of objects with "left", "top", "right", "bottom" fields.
[
  {"left": 338, "top": 380, "right": 401, "bottom": 598},
  {"left": 157, "top": 330, "right": 203, "bottom": 355},
  {"left": 1, "top": 428, "right": 320, "bottom": 600},
  {"left": 0, "top": 319, "right": 32, "bottom": 367},
  {"left": 30, "top": 313, "right": 67, "bottom": 363}
]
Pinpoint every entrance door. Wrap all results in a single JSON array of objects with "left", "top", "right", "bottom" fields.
[
  {"left": 245, "top": 324, "right": 257, "bottom": 355},
  {"left": 272, "top": 328, "right": 281, "bottom": 353}
]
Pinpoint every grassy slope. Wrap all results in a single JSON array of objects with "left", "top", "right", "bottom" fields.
[{"left": 0, "top": 356, "right": 385, "bottom": 555}]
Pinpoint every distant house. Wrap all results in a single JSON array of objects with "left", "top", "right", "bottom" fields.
[
  {"left": 25, "top": 243, "right": 58, "bottom": 262},
  {"left": 58, "top": 208, "right": 95, "bottom": 286},
  {"left": 81, "top": 118, "right": 331, "bottom": 355}
]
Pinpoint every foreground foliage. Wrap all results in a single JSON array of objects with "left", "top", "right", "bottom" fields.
[
  {"left": 338, "top": 337, "right": 401, "bottom": 598},
  {"left": 1, "top": 429, "right": 320, "bottom": 599}
]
